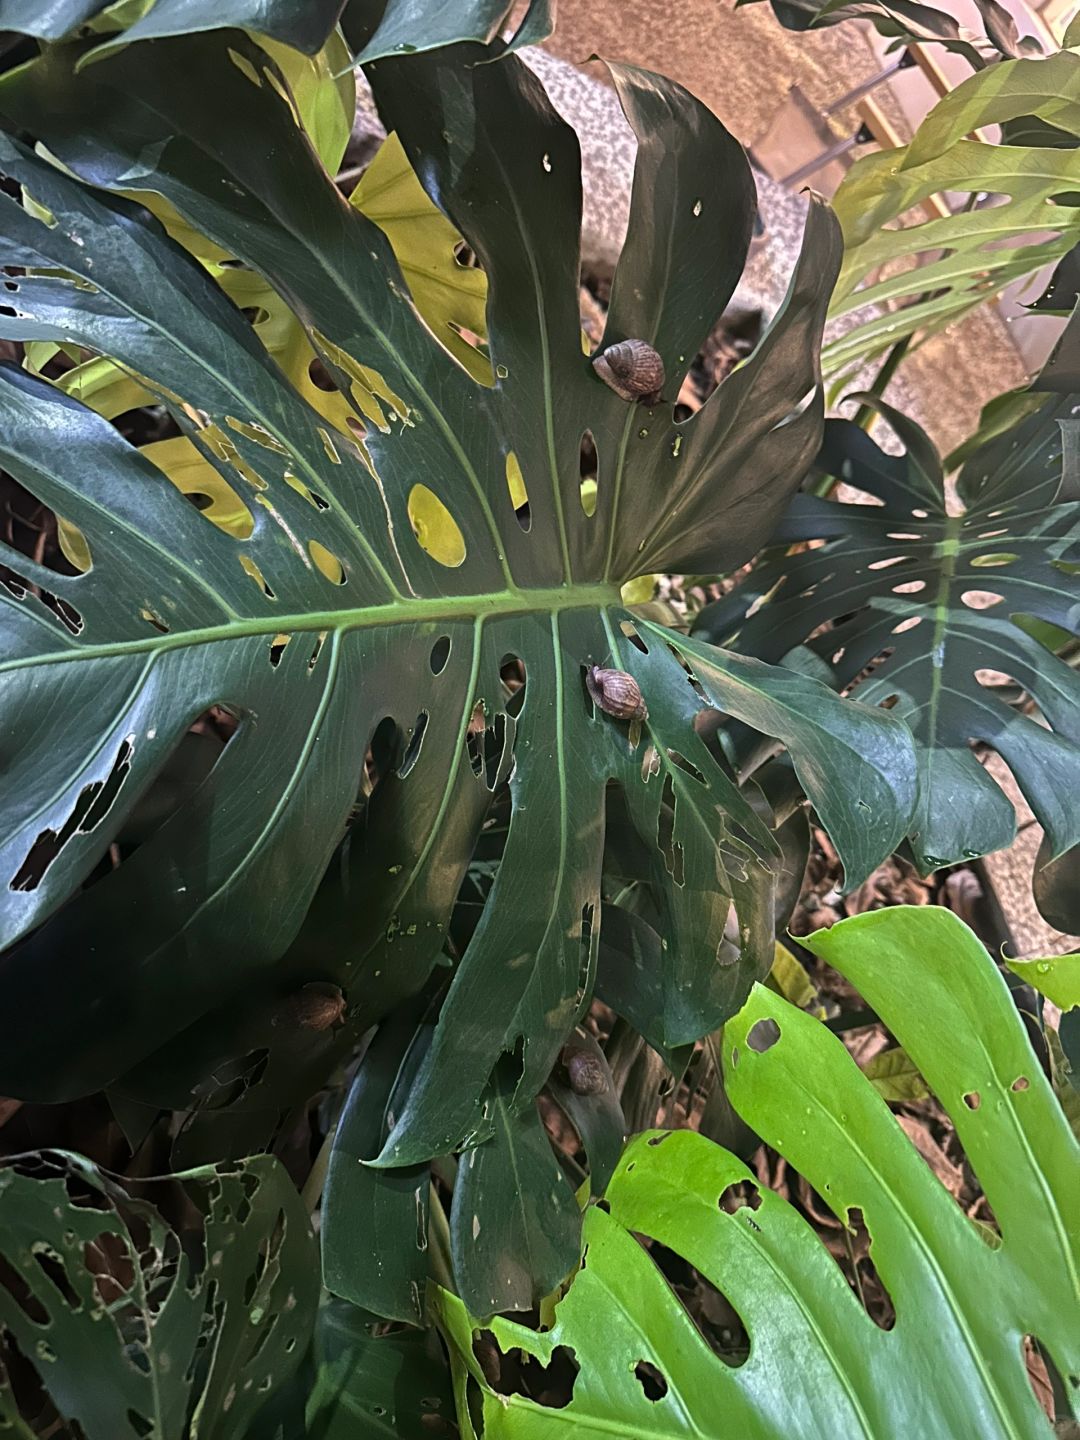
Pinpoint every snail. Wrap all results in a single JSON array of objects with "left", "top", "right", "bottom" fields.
[
  {"left": 586, "top": 665, "right": 648, "bottom": 722},
  {"left": 562, "top": 1045, "right": 608, "bottom": 1096},
  {"left": 274, "top": 981, "right": 346, "bottom": 1032},
  {"left": 591, "top": 339, "right": 665, "bottom": 405}
]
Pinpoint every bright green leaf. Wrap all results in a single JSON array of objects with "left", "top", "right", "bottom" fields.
[{"left": 441, "top": 906, "right": 1079, "bottom": 1436}]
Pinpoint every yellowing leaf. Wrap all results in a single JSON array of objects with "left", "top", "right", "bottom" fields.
[
  {"left": 861, "top": 1046, "right": 930, "bottom": 1102},
  {"left": 765, "top": 940, "right": 819, "bottom": 1011},
  {"left": 351, "top": 132, "right": 492, "bottom": 384}
]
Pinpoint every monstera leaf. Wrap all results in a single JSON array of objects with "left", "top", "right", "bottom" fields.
[
  {"left": 0, "top": 1150, "right": 317, "bottom": 1440},
  {"left": 823, "top": 49, "right": 1080, "bottom": 389},
  {"left": 696, "top": 398, "right": 1080, "bottom": 871},
  {"left": 0, "top": 32, "right": 913, "bottom": 1164},
  {"left": 736, "top": 0, "right": 1039, "bottom": 61},
  {"left": 0, "top": 0, "right": 551, "bottom": 58},
  {"left": 438, "top": 906, "right": 1080, "bottom": 1437}
]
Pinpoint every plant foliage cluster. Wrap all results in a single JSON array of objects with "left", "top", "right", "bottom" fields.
[{"left": 0, "top": 0, "right": 1076, "bottom": 1435}]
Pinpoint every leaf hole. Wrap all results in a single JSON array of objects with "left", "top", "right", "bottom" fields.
[
  {"left": 962, "top": 590, "right": 1004, "bottom": 608},
  {"left": 430, "top": 635, "right": 452, "bottom": 674},
  {"left": 308, "top": 633, "right": 327, "bottom": 672},
  {"left": 1011, "top": 1075, "right": 1029, "bottom": 1091},
  {"left": 634, "top": 1360, "right": 668, "bottom": 1401},
  {"left": 466, "top": 702, "right": 487, "bottom": 778},
  {"left": 891, "top": 579, "right": 926, "bottom": 594},
  {"left": 963, "top": 1090, "right": 981, "bottom": 1109},
  {"left": 500, "top": 654, "right": 527, "bottom": 720},
  {"left": 239, "top": 554, "right": 275, "bottom": 600},
  {"left": 746, "top": 1018, "right": 781, "bottom": 1053},
  {"left": 841, "top": 1207, "right": 895, "bottom": 1330},
  {"left": 867, "top": 555, "right": 907, "bottom": 570},
  {"left": 408, "top": 484, "right": 466, "bottom": 567},
  {"left": 891, "top": 616, "right": 922, "bottom": 634},
  {"left": 269, "top": 634, "right": 291, "bottom": 667},
  {"left": 398, "top": 711, "right": 430, "bottom": 780},
  {"left": 619, "top": 620, "right": 649, "bottom": 655},
  {"left": 970, "top": 552, "right": 1018, "bottom": 568},
  {"left": 666, "top": 749, "right": 707, "bottom": 784},
  {"left": 719, "top": 1181, "right": 762, "bottom": 1213},
  {"left": 506, "top": 452, "right": 530, "bottom": 531},
  {"left": 10, "top": 735, "right": 135, "bottom": 892},
  {"left": 579, "top": 430, "right": 598, "bottom": 516},
  {"left": 308, "top": 539, "right": 346, "bottom": 585}
]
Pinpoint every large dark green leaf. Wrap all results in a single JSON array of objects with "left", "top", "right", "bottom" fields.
[
  {"left": 0, "top": 1151, "right": 317, "bottom": 1440},
  {"left": 0, "top": 36, "right": 911, "bottom": 1159},
  {"left": 305, "top": 1298, "right": 456, "bottom": 1440},
  {"left": 322, "top": 1004, "right": 434, "bottom": 1324},
  {"left": 437, "top": 906, "right": 1080, "bottom": 1436},
  {"left": 449, "top": 1066, "right": 582, "bottom": 1318},
  {"left": 0, "top": 0, "right": 345, "bottom": 50},
  {"left": 696, "top": 399, "right": 1080, "bottom": 871},
  {"left": 350, "top": 0, "right": 552, "bottom": 63}
]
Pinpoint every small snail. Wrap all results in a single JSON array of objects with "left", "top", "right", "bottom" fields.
[
  {"left": 591, "top": 339, "right": 665, "bottom": 405},
  {"left": 562, "top": 1045, "right": 608, "bottom": 1096},
  {"left": 586, "top": 665, "right": 648, "bottom": 722},
  {"left": 275, "top": 982, "right": 346, "bottom": 1032}
]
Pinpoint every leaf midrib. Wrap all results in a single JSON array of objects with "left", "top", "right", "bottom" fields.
[{"left": 0, "top": 583, "right": 623, "bottom": 675}]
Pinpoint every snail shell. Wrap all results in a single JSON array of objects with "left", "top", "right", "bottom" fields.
[
  {"left": 562, "top": 1046, "right": 608, "bottom": 1095},
  {"left": 592, "top": 339, "right": 665, "bottom": 404},
  {"left": 276, "top": 982, "right": 346, "bottom": 1031},
  {"left": 586, "top": 665, "right": 648, "bottom": 722}
]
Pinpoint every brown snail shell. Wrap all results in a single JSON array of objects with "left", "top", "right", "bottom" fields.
[
  {"left": 592, "top": 339, "right": 665, "bottom": 405},
  {"left": 275, "top": 982, "right": 346, "bottom": 1031},
  {"left": 562, "top": 1046, "right": 607, "bottom": 1095},
  {"left": 586, "top": 665, "right": 648, "bottom": 722}
]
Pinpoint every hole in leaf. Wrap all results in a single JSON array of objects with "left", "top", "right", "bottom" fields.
[
  {"left": 408, "top": 484, "right": 466, "bottom": 567},
  {"left": 430, "top": 636, "right": 452, "bottom": 674},
  {"left": 842, "top": 1207, "right": 895, "bottom": 1331},
  {"left": 746, "top": 1018, "right": 781, "bottom": 1053},
  {"left": 473, "top": 1331, "right": 578, "bottom": 1409},
  {"left": 892, "top": 580, "right": 926, "bottom": 594},
  {"left": 1011, "top": 1076, "right": 1029, "bottom": 1092},
  {"left": 398, "top": 711, "right": 429, "bottom": 779},
  {"left": 970, "top": 552, "right": 1018, "bottom": 568},
  {"left": 656, "top": 774, "right": 684, "bottom": 885},
  {"left": 308, "top": 539, "right": 346, "bottom": 585},
  {"left": 962, "top": 591, "right": 1004, "bottom": 609},
  {"left": 466, "top": 702, "right": 487, "bottom": 778},
  {"left": 638, "top": 1236, "right": 750, "bottom": 1367},
  {"left": 867, "top": 556, "right": 907, "bottom": 570},
  {"left": 308, "top": 633, "right": 327, "bottom": 672},
  {"left": 963, "top": 1091, "right": 981, "bottom": 1110},
  {"left": 579, "top": 430, "right": 598, "bottom": 516},
  {"left": 0, "top": 563, "right": 83, "bottom": 635},
  {"left": 666, "top": 750, "right": 706, "bottom": 785},
  {"left": 634, "top": 1360, "right": 668, "bottom": 1402},
  {"left": 308, "top": 357, "right": 336, "bottom": 392},
  {"left": 500, "top": 654, "right": 527, "bottom": 721},
  {"left": 891, "top": 616, "right": 922, "bottom": 634},
  {"left": 619, "top": 620, "right": 649, "bottom": 655},
  {"left": 506, "top": 452, "right": 530, "bottom": 531},
  {"left": 269, "top": 634, "right": 291, "bottom": 667},
  {"left": 239, "top": 554, "right": 275, "bottom": 599},
  {"left": 127, "top": 1412, "right": 154, "bottom": 1438},
  {"left": 718, "top": 1181, "right": 762, "bottom": 1213},
  {"left": 10, "top": 735, "right": 135, "bottom": 891}
]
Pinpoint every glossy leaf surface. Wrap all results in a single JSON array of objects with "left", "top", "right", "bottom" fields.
[
  {"left": 696, "top": 400, "right": 1080, "bottom": 870},
  {"left": 441, "top": 906, "right": 1079, "bottom": 1437},
  {"left": 0, "top": 36, "right": 911, "bottom": 1162}
]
